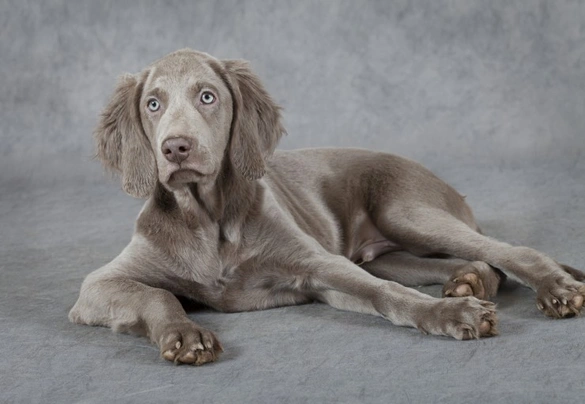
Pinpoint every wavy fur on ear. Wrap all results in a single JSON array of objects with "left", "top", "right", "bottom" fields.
[
  {"left": 94, "top": 74, "right": 156, "bottom": 198},
  {"left": 222, "top": 60, "right": 286, "bottom": 180}
]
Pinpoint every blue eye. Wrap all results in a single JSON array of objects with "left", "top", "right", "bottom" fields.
[
  {"left": 201, "top": 91, "right": 215, "bottom": 104},
  {"left": 147, "top": 99, "right": 160, "bottom": 112}
]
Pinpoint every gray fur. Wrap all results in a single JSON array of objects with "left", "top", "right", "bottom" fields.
[{"left": 70, "top": 49, "right": 585, "bottom": 366}]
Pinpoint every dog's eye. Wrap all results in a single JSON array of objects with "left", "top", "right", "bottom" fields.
[
  {"left": 147, "top": 99, "right": 160, "bottom": 112},
  {"left": 201, "top": 91, "right": 215, "bottom": 105}
]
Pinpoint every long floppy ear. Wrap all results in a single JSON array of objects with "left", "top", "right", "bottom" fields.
[
  {"left": 94, "top": 74, "right": 156, "bottom": 198},
  {"left": 222, "top": 60, "right": 286, "bottom": 180}
]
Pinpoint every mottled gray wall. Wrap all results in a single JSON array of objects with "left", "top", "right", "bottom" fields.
[{"left": 2, "top": 0, "right": 584, "bottom": 185}]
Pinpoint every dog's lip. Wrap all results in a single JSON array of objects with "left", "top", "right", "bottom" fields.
[
  {"left": 166, "top": 166, "right": 215, "bottom": 184},
  {"left": 168, "top": 168, "right": 203, "bottom": 181},
  {"left": 181, "top": 161, "right": 214, "bottom": 174}
]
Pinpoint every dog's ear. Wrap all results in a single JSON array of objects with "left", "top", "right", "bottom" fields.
[
  {"left": 94, "top": 74, "right": 156, "bottom": 198},
  {"left": 222, "top": 60, "right": 285, "bottom": 180}
]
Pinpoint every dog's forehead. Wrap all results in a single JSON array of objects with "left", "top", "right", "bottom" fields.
[{"left": 146, "top": 52, "right": 223, "bottom": 90}]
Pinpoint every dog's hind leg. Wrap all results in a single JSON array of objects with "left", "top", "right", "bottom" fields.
[
  {"left": 372, "top": 203, "right": 585, "bottom": 318},
  {"left": 361, "top": 251, "right": 503, "bottom": 300}
]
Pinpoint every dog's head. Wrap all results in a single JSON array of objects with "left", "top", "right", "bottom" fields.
[{"left": 95, "top": 49, "right": 285, "bottom": 198}]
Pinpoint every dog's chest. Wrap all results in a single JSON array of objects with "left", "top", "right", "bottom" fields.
[{"left": 177, "top": 222, "right": 251, "bottom": 285}]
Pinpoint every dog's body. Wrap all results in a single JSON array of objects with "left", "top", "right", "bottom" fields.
[{"left": 70, "top": 49, "right": 585, "bottom": 365}]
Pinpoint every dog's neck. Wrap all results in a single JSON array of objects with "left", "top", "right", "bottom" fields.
[{"left": 154, "top": 164, "right": 261, "bottom": 242}]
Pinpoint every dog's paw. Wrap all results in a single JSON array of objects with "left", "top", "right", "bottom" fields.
[
  {"left": 157, "top": 322, "right": 223, "bottom": 365},
  {"left": 536, "top": 274, "right": 585, "bottom": 319},
  {"left": 418, "top": 297, "right": 498, "bottom": 340},
  {"left": 443, "top": 261, "right": 501, "bottom": 300}
]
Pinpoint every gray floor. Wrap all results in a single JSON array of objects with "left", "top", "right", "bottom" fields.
[
  {"left": 3, "top": 1, "right": 585, "bottom": 403},
  {"left": 2, "top": 162, "right": 585, "bottom": 403}
]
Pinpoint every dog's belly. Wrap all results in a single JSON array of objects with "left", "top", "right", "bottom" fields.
[{"left": 346, "top": 210, "right": 402, "bottom": 264}]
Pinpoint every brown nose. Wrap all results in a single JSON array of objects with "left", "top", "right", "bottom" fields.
[{"left": 162, "top": 137, "right": 192, "bottom": 163}]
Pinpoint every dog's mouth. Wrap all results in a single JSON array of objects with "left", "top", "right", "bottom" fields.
[
  {"left": 160, "top": 157, "right": 216, "bottom": 187},
  {"left": 168, "top": 168, "right": 205, "bottom": 183},
  {"left": 166, "top": 166, "right": 219, "bottom": 187}
]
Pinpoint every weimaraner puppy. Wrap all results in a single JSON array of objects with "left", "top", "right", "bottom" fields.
[{"left": 70, "top": 49, "right": 585, "bottom": 366}]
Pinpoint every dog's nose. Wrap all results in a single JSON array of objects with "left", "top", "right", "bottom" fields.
[{"left": 162, "top": 137, "right": 192, "bottom": 163}]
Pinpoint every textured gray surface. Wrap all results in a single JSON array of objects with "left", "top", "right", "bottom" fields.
[{"left": 1, "top": 1, "right": 585, "bottom": 403}]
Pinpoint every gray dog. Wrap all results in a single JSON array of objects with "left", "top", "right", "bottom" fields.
[{"left": 70, "top": 49, "right": 585, "bottom": 366}]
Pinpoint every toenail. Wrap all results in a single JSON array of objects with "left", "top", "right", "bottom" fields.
[
  {"left": 462, "top": 273, "right": 478, "bottom": 282},
  {"left": 455, "top": 284, "right": 472, "bottom": 296},
  {"left": 162, "top": 350, "right": 175, "bottom": 360},
  {"left": 479, "top": 320, "right": 491, "bottom": 334},
  {"left": 182, "top": 352, "right": 196, "bottom": 363}
]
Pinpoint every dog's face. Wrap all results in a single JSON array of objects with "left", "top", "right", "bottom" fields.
[
  {"left": 95, "top": 49, "right": 285, "bottom": 198},
  {"left": 140, "top": 52, "right": 234, "bottom": 189}
]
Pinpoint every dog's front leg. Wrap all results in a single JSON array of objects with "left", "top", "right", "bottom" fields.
[
  {"left": 69, "top": 265, "right": 222, "bottom": 365},
  {"left": 307, "top": 255, "right": 497, "bottom": 340}
]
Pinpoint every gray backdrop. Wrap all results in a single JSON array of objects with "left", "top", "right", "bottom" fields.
[{"left": 2, "top": 1, "right": 585, "bottom": 403}]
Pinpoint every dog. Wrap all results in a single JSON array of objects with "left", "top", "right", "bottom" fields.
[{"left": 69, "top": 49, "right": 585, "bottom": 366}]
